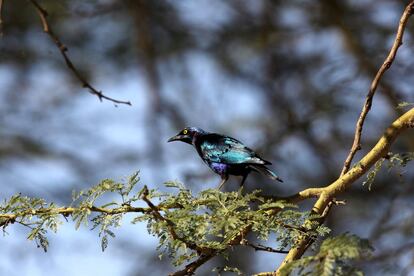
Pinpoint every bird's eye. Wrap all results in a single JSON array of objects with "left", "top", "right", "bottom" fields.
[{"left": 183, "top": 129, "right": 188, "bottom": 135}]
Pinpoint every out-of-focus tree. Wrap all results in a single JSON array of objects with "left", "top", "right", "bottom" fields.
[{"left": 1, "top": 0, "right": 414, "bottom": 275}]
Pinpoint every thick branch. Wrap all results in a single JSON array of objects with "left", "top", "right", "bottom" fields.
[
  {"left": 28, "top": 0, "right": 131, "bottom": 106},
  {"left": 277, "top": 107, "right": 414, "bottom": 273},
  {"left": 271, "top": 187, "right": 324, "bottom": 204},
  {"left": 275, "top": 2, "right": 414, "bottom": 273},
  {"left": 340, "top": 1, "right": 414, "bottom": 176}
]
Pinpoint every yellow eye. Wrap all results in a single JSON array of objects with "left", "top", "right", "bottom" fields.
[{"left": 183, "top": 129, "right": 188, "bottom": 135}]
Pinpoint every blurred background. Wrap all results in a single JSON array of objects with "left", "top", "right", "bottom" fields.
[{"left": 1, "top": 0, "right": 414, "bottom": 275}]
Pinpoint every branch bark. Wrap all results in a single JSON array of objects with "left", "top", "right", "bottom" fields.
[
  {"left": 0, "top": 205, "right": 150, "bottom": 228},
  {"left": 28, "top": 0, "right": 131, "bottom": 106},
  {"left": 274, "top": 2, "right": 414, "bottom": 273},
  {"left": 276, "top": 108, "right": 414, "bottom": 273},
  {"left": 0, "top": 200, "right": 183, "bottom": 228},
  {"left": 340, "top": 1, "right": 414, "bottom": 176}
]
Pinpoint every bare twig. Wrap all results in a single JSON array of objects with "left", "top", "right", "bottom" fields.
[
  {"left": 28, "top": 0, "right": 131, "bottom": 106},
  {"left": 340, "top": 1, "right": 414, "bottom": 176},
  {"left": 320, "top": 198, "right": 346, "bottom": 219},
  {"left": 243, "top": 240, "right": 289, "bottom": 254}
]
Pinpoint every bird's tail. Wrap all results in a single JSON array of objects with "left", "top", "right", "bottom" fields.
[{"left": 249, "top": 165, "right": 283, "bottom": 183}]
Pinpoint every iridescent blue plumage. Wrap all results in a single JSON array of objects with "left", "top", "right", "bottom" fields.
[{"left": 168, "top": 127, "right": 283, "bottom": 189}]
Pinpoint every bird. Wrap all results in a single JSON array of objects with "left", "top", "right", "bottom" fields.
[{"left": 167, "top": 127, "right": 283, "bottom": 189}]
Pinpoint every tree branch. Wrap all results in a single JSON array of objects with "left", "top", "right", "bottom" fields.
[
  {"left": 141, "top": 186, "right": 212, "bottom": 255},
  {"left": 169, "top": 253, "right": 216, "bottom": 276},
  {"left": 243, "top": 240, "right": 289, "bottom": 254},
  {"left": 28, "top": 0, "right": 131, "bottom": 106},
  {"left": 0, "top": 205, "right": 150, "bottom": 228},
  {"left": 169, "top": 224, "right": 253, "bottom": 276},
  {"left": 274, "top": 2, "right": 414, "bottom": 273},
  {"left": 269, "top": 187, "right": 324, "bottom": 204},
  {"left": 340, "top": 1, "right": 414, "bottom": 176},
  {"left": 0, "top": 197, "right": 186, "bottom": 229},
  {"left": 276, "top": 107, "right": 414, "bottom": 273}
]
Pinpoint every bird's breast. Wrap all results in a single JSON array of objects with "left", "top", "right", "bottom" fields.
[
  {"left": 208, "top": 162, "right": 248, "bottom": 176},
  {"left": 209, "top": 162, "right": 229, "bottom": 175}
]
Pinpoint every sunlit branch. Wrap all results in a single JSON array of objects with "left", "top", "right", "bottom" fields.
[
  {"left": 274, "top": 2, "right": 414, "bottom": 273},
  {"left": 340, "top": 0, "right": 414, "bottom": 176},
  {"left": 276, "top": 107, "right": 414, "bottom": 273}
]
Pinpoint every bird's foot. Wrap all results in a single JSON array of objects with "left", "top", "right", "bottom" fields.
[{"left": 216, "top": 176, "right": 228, "bottom": 190}]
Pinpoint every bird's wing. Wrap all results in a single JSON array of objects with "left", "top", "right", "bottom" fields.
[{"left": 199, "top": 134, "right": 270, "bottom": 165}]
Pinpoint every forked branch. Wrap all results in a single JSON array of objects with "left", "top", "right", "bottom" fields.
[
  {"left": 277, "top": 1, "right": 414, "bottom": 273},
  {"left": 340, "top": 1, "right": 414, "bottom": 176}
]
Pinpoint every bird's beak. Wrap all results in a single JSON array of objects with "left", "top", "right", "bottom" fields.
[{"left": 167, "top": 134, "right": 185, "bottom": 142}]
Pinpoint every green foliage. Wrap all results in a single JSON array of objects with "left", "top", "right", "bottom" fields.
[
  {"left": 363, "top": 152, "right": 414, "bottom": 190},
  {"left": 387, "top": 152, "right": 414, "bottom": 168},
  {"left": 0, "top": 195, "right": 62, "bottom": 252},
  {"left": 396, "top": 101, "right": 414, "bottom": 109},
  {"left": 213, "top": 265, "right": 242, "bottom": 275},
  {"left": 279, "top": 233, "right": 373, "bottom": 276},
  {"left": 0, "top": 171, "right": 143, "bottom": 252},
  {"left": 362, "top": 158, "right": 385, "bottom": 191},
  {"left": 134, "top": 183, "right": 317, "bottom": 267},
  {"left": 0, "top": 172, "right": 363, "bottom": 274}
]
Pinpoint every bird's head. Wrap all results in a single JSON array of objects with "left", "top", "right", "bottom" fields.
[{"left": 167, "top": 127, "right": 206, "bottom": 144}]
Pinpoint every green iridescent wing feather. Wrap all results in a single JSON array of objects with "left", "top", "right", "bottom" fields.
[{"left": 199, "top": 134, "right": 270, "bottom": 165}]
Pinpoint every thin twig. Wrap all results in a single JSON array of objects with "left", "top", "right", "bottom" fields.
[
  {"left": 340, "top": 1, "right": 414, "bottom": 176},
  {"left": 244, "top": 240, "right": 289, "bottom": 254},
  {"left": 0, "top": 205, "right": 150, "bottom": 228},
  {"left": 28, "top": 0, "right": 131, "bottom": 106},
  {"left": 0, "top": 200, "right": 185, "bottom": 228},
  {"left": 320, "top": 198, "right": 346, "bottom": 219}
]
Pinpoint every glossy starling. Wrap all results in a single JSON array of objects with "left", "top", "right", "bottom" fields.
[{"left": 168, "top": 127, "right": 283, "bottom": 189}]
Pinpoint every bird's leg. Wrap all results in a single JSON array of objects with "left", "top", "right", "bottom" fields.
[
  {"left": 240, "top": 173, "right": 249, "bottom": 187},
  {"left": 217, "top": 175, "right": 229, "bottom": 190}
]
